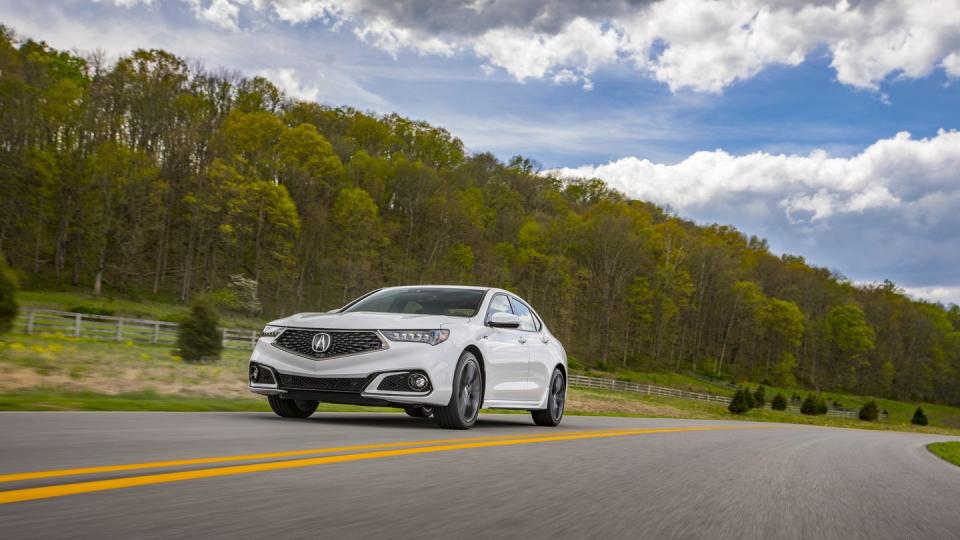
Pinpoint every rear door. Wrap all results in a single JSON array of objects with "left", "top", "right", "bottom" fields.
[{"left": 481, "top": 293, "right": 531, "bottom": 402}]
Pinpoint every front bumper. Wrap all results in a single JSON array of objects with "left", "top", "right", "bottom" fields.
[{"left": 247, "top": 336, "right": 456, "bottom": 407}]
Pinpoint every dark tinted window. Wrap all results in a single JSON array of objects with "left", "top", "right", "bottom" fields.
[
  {"left": 343, "top": 288, "right": 486, "bottom": 317},
  {"left": 509, "top": 297, "right": 538, "bottom": 331}
]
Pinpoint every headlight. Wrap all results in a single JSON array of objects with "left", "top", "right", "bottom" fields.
[
  {"left": 261, "top": 325, "right": 284, "bottom": 338},
  {"left": 383, "top": 329, "right": 449, "bottom": 346}
]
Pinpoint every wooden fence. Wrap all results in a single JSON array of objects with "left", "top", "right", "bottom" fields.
[{"left": 16, "top": 309, "right": 260, "bottom": 350}]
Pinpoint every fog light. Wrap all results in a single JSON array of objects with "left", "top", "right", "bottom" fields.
[
  {"left": 250, "top": 365, "right": 260, "bottom": 383},
  {"left": 408, "top": 373, "right": 429, "bottom": 391}
]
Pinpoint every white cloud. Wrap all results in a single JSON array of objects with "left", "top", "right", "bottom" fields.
[
  {"left": 902, "top": 285, "right": 960, "bottom": 306},
  {"left": 552, "top": 130, "right": 960, "bottom": 298},
  {"left": 257, "top": 67, "right": 318, "bottom": 100},
  {"left": 180, "top": 0, "right": 960, "bottom": 93}
]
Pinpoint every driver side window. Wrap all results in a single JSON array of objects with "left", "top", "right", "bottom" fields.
[{"left": 485, "top": 293, "right": 513, "bottom": 323}]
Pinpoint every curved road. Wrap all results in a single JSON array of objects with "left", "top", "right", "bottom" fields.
[{"left": 1, "top": 412, "right": 959, "bottom": 539}]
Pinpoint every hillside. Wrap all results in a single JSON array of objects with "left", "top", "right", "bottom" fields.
[{"left": 0, "top": 24, "right": 958, "bottom": 407}]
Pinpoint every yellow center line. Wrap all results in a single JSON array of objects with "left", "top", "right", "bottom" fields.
[
  {"left": 0, "top": 425, "right": 770, "bottom": 505},
  {"left": 0, "top": 429, "right": 634, "bottom": 484}
]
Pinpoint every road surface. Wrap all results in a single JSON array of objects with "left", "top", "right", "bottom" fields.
[{"left": 1, "top": 412, "right": 959, "bottom": 539}]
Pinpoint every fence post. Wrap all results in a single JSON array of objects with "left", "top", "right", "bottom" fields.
[
  {"left": 152, "top": 322, "right": 160, "bottom": 344},
  {"left": 116, "top": 319, "right": 123, "bottom": 341},
  {"left": 250, "top": 329, "right": 257, "bottom": 348},
  {"left": 222, "top": 328, "right": 228, "bottom": 347},
  {"left": 74, "top": 314, "right": 82, "bottom": 337},
  {"left": 26, "top": 309, "right": 34, "bottom": 335}
]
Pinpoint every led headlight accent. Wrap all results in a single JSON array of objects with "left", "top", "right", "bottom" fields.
[
  {"left": 383, "top": 329, "right": 450, "bottom": 346},
  {"left": 261, "top": 325, "right": 284, "bottom": 338}
]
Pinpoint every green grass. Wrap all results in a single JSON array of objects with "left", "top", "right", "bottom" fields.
[
  {"left": 18, "top": 289, "right": 265, "bottom": 329},
  {"left": 928, "top": 442, "right": 960, "bottom": 467},
  {"left": 0, "top": 389, "right": 385, "bottom": 413}
]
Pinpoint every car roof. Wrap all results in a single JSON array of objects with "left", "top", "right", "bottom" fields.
[{"left": 382, "top": 285, "right": 491, "bottom": 292}]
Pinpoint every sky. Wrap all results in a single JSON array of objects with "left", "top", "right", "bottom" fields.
[{"left": 1, "top": 0, "right": 959, "bottom": 305}]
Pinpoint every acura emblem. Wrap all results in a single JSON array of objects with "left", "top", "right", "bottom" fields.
[{"left": 311, "top": 332, "right": 332, "bottom": 353}]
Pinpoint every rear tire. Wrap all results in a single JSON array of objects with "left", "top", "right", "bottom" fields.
[
  {"left": 404, "top": 406, "right": 433, "bottom": 418},
  {"left": 531, "top": 368, "right": 565, "bottom": 427},
  {"left": 267, "top": 395, "right": 318, "bottom": 419},
  {"left": 434, "top": 351, "right": 482, "bottom": 429}
]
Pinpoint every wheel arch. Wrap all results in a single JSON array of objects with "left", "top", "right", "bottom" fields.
[{"left": 463, "top": 344, "right": 486, "bottom": 402}]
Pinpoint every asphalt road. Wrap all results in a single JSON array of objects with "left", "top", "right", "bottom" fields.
[{"left": 1, "top": 412, "right": 959, "bottom": 539}]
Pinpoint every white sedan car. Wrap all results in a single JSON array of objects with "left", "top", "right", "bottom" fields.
[{"left": 247, "top": 286, "right": 567, "bottom": 429}]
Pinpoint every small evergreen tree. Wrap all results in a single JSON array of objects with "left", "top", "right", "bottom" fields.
[
  {"left": 0, "top": 256, "right": 17, "bottom": 334},
  {"left": 858, "top": 400, "right": 879, "bottom": 421},
  {"left": 800, "top": 395, "right": 819, "bottom": 415},
  {"left": 816, "top": 396, "right": 829, "bottom": 415},
  {"left": 728, "top": 389, "right": 750, "bottom": 414},
  {"left": 754, "top": 385, "right": 766, "bottom": 407},
  {"left": 911, "top": 406, "right": 929, "bottom": 426},
  {"left": 176, "top": 299, "right": 223, "bottom": 363},
  {"left": 743, "top": 387, "right": 756, "bottom": 409},
  {"left": 771, "top": 393, "right": 788, "bottom": 411}
]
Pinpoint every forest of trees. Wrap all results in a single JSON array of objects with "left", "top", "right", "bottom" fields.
[{"left": 1, "top": 26, "right": 959, "bottom": 405}]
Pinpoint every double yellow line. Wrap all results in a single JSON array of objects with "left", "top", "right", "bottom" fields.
[{"left": 0, "top": 425, "right": 767, "bottom": 504}]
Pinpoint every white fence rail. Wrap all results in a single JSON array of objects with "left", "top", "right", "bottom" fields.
[
  {"left": 16, "top": 309, "right": 260, "bottom": 350},
  {"left": 568, "top": 374, "right": 859, "bottom": 419}
]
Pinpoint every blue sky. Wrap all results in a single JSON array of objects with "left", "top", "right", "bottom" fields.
[{"left": 2, "top": 0, "right": 960, "bottom": 304}]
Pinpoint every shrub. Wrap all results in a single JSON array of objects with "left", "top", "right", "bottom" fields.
[
  {"left": 728, "top": 389, "right": 750, "bottom": 414},
  {"left": 0, "top": 256, "right": 18, "bottom": 334},
  {"left": 911, "top": 407, "right": 929, "bottom": 426},
  {"left": 754, "top": 385, "right": 766, "bottom": 408},
  {"left": 68, "top": 305, "right": 115, "bottom": 316},
  {"left": 800, "top": 394, "right": 826, "bottom": 415},
  {"left": 771, "top": 393, "right": 788, "bottom": 411},
  {"left": 176, "top": 299, "right": 222, "bottom": 363},
  {"left": 858, "top": 400, "right": 879, "bottom": 421},
  {"left": 567, "top": 355, "right": 584, "bottom": 371},
  {"left": 742, "top": 387, "right": 756, "bottom": 409}
]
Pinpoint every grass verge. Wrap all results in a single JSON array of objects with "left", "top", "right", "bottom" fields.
[{"left": 928, "top": 442, "right": 960, "bottom": 467}]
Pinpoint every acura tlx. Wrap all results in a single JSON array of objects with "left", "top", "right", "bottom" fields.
[{"left": 247, "top": 286, "right": 567, "bottom": 429}]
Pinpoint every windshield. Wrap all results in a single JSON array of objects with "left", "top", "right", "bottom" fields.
[{"left": 342, "top": 288, "right": 487, "bottom": 317}]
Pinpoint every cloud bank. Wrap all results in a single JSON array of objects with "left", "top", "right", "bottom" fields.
[
  {"left": 100, "top": 0, "right": 960, "bottom": 92},
  {"left": 553, "top": 130, "right": 960, "bottom": 304}
]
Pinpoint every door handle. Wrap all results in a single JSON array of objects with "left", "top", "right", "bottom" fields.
[
  {"left": 541, "top": 336, "right": 549, "bottom": 344},
  {"left": 517, "top": 336, "right": 527, "bottom": 344}
]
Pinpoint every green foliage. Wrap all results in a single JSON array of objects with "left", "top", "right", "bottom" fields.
[
  {"left": 801, "top": 394, "right": 827, "bottom": 416},
  {"left": 728, "top": 388, "right": 751, "bottom": 414},
  {"left": 743, "top": 386, "right": 756, "bottom": 409},
  {"left": 911, "top": 406, "right": 929, "bottom": 426},
  {"left": 771, "top": 393, "right": 788, "bottom": 411},
  {"left": 754, "top": 385, "right": 766, "bottom": 407},
  {"left": 859, "top": 400, "right": 879, "bottom": 421},
  {"left": 0, "top": 256, "right": 18, "bottom": 333},
  {"left": 0, "top": 27, "right": 958, "bottom": 409},
  {"left": 67, "top": 305, "right": 115, "bottom": 316},
  {"left": 176, "top": 300, "right": 223, "bottom": 363}
]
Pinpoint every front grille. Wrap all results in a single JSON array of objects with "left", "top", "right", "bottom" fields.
[
  {"left": 273, "top": 329, "right": 385, "bottom": 359},
  {"left": 377, "top": 372, "right": 431, "bottom": 393},
  {"left": 278, "top": 374, "right": 369, "bottom": 393}
]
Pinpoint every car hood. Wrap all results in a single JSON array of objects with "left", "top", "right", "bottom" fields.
[{"left": 269, "top": 311, "right": 469, "bottom": 330}]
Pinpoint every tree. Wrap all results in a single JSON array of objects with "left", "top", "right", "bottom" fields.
[
  {"left": 754, "top": 385, "right": 766, "bottom": 407},
  {"left": 728, "top": 389, "right": 750, "bottom": 414},
  {"left": 0, "top": 255, "right": 17, "bottom": 333},
  {"left": 801, "top": 394, "right": 823, "bottom": 415},
  {"left": 911, "top": 407, "right": 929, "bottom": 426},
  {"left": 771, "top": 393, "right": 788, "bottom": 411},
  {"left": 858, "top": 400, "right": 879, "bottom": 421},
  {"left": 176, "top": 299, "right": 222, "bottom": 363}
]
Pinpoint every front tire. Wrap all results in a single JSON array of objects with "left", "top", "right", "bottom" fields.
[
  {"left": 531, "top": 368, "right": 565, "bottom": 427},
  {"left": 434, "top": 351, "right": 482, "bottom": 429},
  {"left": 267, "top": 395, "right": 318, "bottom": 419}
]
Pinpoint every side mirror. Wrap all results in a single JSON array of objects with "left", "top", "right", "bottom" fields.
[{"left": 488, "top": 312, "right": 521, "bottom": 329}]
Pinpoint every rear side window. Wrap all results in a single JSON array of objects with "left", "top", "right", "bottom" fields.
[
  {"left": 508, "top": 297, "right": 538, "bottom": 332},
  {"left": 486, "top": 293, "right": 513, "bottom": 322}
]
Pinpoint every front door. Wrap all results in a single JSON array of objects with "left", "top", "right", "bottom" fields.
[{"left": 481, "top": 293, "right": 530, "bottom": 403}]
